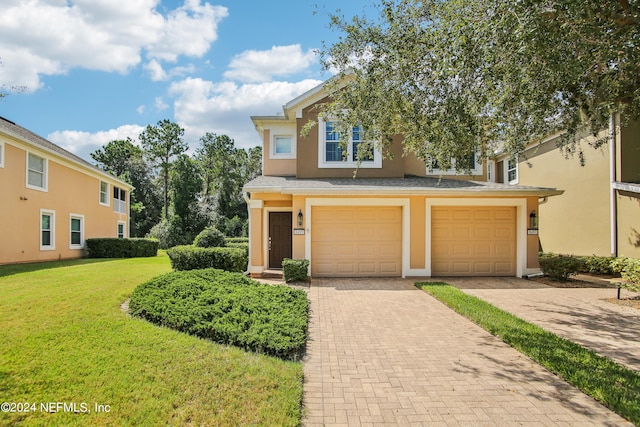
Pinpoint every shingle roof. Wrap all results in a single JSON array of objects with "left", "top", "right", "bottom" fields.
[
  {"left": 0, "top": 116, "right": 131, "bottom": 188},
  {"left": 244, "top": 175, "right": 562, "bottom": 197}
]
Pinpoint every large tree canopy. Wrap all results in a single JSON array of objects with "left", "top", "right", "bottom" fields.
[{"left": 321, "top": 0, "right": 640, "bottom": 168}]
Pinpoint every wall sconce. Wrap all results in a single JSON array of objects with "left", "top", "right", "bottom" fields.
[
  {"left": 297, "top": 209, "right": 303, "bottom": 227},
  {"left": 19, "top": 196, "right": 28, "bottom": 201},
  {"left": 529, "top": 210, "right": 538, "bottom": 229}
]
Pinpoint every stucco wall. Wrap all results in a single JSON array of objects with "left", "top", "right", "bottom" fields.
[{"left": 617, "top": 190, "right": 640, "bottom": 258}]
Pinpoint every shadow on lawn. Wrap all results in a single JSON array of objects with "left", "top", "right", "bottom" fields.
[{"left": 0, "top": 258, "right": 118, "bottom": 278}]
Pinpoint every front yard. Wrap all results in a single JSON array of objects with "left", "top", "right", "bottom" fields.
[{"left": 0, "top": 254, "right": 303, "bottom": 426}]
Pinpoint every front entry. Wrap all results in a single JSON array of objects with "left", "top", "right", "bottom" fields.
[{"left": 268, "top": 212, "right": 292, "bottom": 269}]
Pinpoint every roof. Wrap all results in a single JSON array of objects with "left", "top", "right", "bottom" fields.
[
  {"left": 0, "top": 116, "right": 132, "bottom": 189},
  {"left": 244, "top": 175, "right": 563, "bottom": 197}
]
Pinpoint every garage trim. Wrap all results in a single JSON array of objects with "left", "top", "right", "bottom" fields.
[
  {"left": 305, "top": 198, "right": 423, "bottom": 278},
  {"left": 426, "top": 198, "right": 530, "bottom": 278}
]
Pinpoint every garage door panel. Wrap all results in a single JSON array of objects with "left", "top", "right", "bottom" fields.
[
  {"left": 311, "top": 206, "right": 402, "bottom": 277},
  {"left": 432, "top": 206, "right": 516, "bottom": 276}
]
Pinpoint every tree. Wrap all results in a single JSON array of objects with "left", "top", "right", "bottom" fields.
[
  {"left": 90, "top": 138, "right": 162, "bottom": 237},
  {"left": 321, "top": 0, "right": 640, "bottom": 167},
  {"left": 139, "top": 120, "right": 188, "bottom": 218},
  {"left": 169, "top": 154, "right": 206, "bottom": 243}
]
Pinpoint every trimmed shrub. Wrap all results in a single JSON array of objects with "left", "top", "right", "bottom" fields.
[
  {"left": 86, "top": 238, "right": 159, "bottom": 258},
  {"left": 193, "top": 226, "right": 226, "bottom": 248},
  {"left": 612, "top": 257, "right": 640, "bottom": 292},
  {"left": 226, "top": 241, "right": 249, "bottom": 255},
  {"left": 226, "top": 237, "right": 249, "bottom": 244},
  {"left": 282, "top": 258, "right": 310, "bottom": 282},
  {"left": 129, "top": 268, "right": 309, "bottom": 359},
  {"left": 579, "top": 255, "right": 616, "bottom": 276},
  {"left": 539, "top": 253, "right": 583, "bottom": 281},
  {"left": 167, "top": 245, "right": 247, "bottom": 272}
]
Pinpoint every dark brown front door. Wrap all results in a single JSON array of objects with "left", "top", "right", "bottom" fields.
[{"left": 269, "top": 212, "right": 292, "bottom": 269}]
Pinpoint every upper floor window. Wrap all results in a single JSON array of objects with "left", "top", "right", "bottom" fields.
[
  {"left": 0, "top": 142, "right": 4, "bottom": 168},
  {"left": 40, "top": 209, "right": 55, "bottom": 251},
  {"left": 427, "top": 152, "right": 482, "bottom": 176},
  {"left": 27, "top": 152, "right": 48, "bottom": 191},
  {"left": 70, "top": 214, "right": 84, "bottom": 249},
  {"left": 271, "top": 135, "right": 295, "bottom": 159},
  {"left": 113, "top": 186, "right": 127, "bottom": 214},
  {"left": 507, "top": 157, "right": 518, "bottom": 184},
  {"left": 99, "top": 181, "right": 110, "bottom": 206},
  {"left": 318, "top": 119, "right": 382, "bottom": 169}
]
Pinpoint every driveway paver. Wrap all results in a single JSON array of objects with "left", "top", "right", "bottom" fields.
[{"left": 302, "top": 277, "right": 630, "bottom": 426}]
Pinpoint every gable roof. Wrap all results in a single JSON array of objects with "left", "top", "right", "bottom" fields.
[
  {"left": 0, "top": 116, "right": 132, "bottom": 189},
  {"left": 244, "top": 175, "right": 562, "bottom": 197}
]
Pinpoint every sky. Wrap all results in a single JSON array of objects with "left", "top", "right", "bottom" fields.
[{"left": 0, "top": 0, "right": 376, "bottom": 162}]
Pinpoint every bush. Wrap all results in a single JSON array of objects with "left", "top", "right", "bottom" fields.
[
  {"left": 612, "top": 257, "right": 640, "bottom": 292},
  {"left": 129, "top": 268, "right": 309, "bottom": 359},
  {"left": 146, "top": 218, "right": 193, "bottom": 249},
  {"left": 86, "top": 238, "right": 159, "bottom": 258},
  {"left": 579, "top": 255, "right": 616, "bottom": 275},
  {"left": 282, "top": 258, "right": 310, "bottom": 282},
  {"left": 539, "top": 253, "right": 583, "bottom": 281},
  {"left": 226, "top": 237, "right": 249, "bottom": 244},
  {"left": 226, "top": 242, "right": 249, "bottom": 255},
  {"left": 167, "top": 245, "right": 247, "bottom": 272},
  {"left": 193, "top": 226, "right": 226, "bottom": 248}
]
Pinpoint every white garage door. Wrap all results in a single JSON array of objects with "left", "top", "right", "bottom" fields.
[
  {"left": 311, "top": 206, "right": 402, "bottom": 277},
  {"left": 431, "top": 206, "right": 516, "bottom": 276}
]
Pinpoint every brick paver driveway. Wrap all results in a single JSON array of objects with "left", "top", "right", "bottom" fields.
[{"left": 302, "top": 278, "right": 629, "bottom": 426}]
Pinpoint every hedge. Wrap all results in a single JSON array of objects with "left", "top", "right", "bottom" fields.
[
  {"left": 167, "top": 245, "right": 247, "bottom": 272},
  {"left": 86, "top": 238, "right": 159, "bottom": 258},
  {"left": 226, "top": 237, "right": 249, "bottom": 244},
  {"left": 193, "top": 226, "right": 226, "bottom": 248},
  {"left": 129, "top": 268, "right": 309, "bottom": 359},
  {"left": 612, "top": 257, "right": 640, "bottom": 292},
  {"left": 538, "top": 253, "right": 583, "bottom": 281},
  {"left": 282, "top": 258, "right": 309, "bottom": 282}
]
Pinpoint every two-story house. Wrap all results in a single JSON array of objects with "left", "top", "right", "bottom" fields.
[
  {"left": 0, "top": 117, "right": 132, "bottom": 265},
  {"left": 495, "top": 116, "right": 640, "bottom": 258},
  {"left": 243, "top": 80, "right": 561, "bottom": 278}
]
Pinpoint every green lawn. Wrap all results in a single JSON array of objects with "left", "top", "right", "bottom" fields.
[{"left": 0, "top": 254, "right": 303, "bottom": 426}]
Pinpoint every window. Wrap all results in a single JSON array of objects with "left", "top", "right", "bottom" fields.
[
  {"left": 113, "top": 186, "right": 127, "bottom": 213},
  {"left": 428, "top": 152, "right": 482, "bottom": 176},
  {"left": 40, "top": 209, "right": 55, "bottom": 251},
  {"left": 486, "top": 160, "right": 495, "bottom": 182},
  {"left": 507, "top": 157, "right": 518, "bottom": 184},
  {"left": 272, "top": 135, "right": 295, "bottom": 159},
  {"left": 70, "top": 215, "right": 84, "bottom": 249},
  {"left": 27, "top": 152, "right": 47, "bottom": 191},
  {"left": 318, "top": 119, "right": 382, "bottom": 168},
  {"left": 117, "top": 222, "right": 126, "bottom": 239},
  {"left": 0, "top": 142, "right": 4, "bottom": 168},
  {"left": 99, "top": 181, "right": 109, "bottom": 206}
]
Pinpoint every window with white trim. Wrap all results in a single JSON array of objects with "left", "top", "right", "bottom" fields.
[
  {"left": 117, "top": 221, "right": 126, "bottom": 239},
  {"left": 70, "top": 214, "right": 84, "bottom": 249},
  {"left": 427, "top": 152, "right": 482, "bottom": 176},
  {"left": 0, "top": 142, "right": 4, "bottom": 168},
  {"left": 271, "top": 135, "right": 295, "bottom": 159},
  {"left": 40, "top": 209, "right": 55, "bottom": 251},
  {"left": 113, "top": 186, "right": 127, "bottom": 213},
  {"left": 99, "top": 181, "right": 109, "bottom": 206},
  {"left": 507, "top": 157, "right": 518, "bottom": 184},
  {"left": 318, "top": 119, "right": 381, "bottom": 168},
  {"left": 27, "top": 152, "right": 47, "bottom": 191}
]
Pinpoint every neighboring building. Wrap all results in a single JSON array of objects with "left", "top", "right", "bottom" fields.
[
  {"left": 496, "top": 116, "right": 640, "bottom": 258},
  {"left": 0, "top": 117, "right": 132, "bottom": 265},
  {"left": 243, "top": 80, "right": 561, "bottom": 278}
]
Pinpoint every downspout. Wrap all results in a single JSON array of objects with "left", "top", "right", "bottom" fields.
[
  {"left": 243, "top": 191, "right": 251, "bottom": 275},
  {"left": 609, "top": 113, "right": 618, "bottom": 257}
]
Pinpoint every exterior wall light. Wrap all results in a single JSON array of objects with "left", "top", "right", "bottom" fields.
[
  {"left": 529, "top": 210, "right": 538, "bottom": 229},
  {"left": 297, "top": 209, "right": 303, "bottom": 227}
]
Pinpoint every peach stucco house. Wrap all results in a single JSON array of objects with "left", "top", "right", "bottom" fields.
[
  {"left": 243, "top": 80, "right": 562, "bottom": 278},
  {"left": 495, "top": 116, "right": 640, "bottom": 259},
  {"left": 0, "top": 117, "right": 132, "bottom": 265}
]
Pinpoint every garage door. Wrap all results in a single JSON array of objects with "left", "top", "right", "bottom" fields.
[
  {"left": 431, "top": 206, "right": 516, "bottom": 276},
  {"left": 311, "top": 206, "right": 402, "bottom": 277}
]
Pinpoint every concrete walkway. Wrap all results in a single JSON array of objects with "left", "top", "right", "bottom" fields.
[{"left": 302, "top": 277, "right": 632, "bottom": 426}]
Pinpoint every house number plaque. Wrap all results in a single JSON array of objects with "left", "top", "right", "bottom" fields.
[{"left": 294, "top": 228, "right": 305, "bottom": 235}]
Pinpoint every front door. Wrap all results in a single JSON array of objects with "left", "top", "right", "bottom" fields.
[{"left": 269, "top": 212, "right": 292, "bottom": 269}]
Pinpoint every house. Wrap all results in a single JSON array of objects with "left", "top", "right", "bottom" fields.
[
  {"left": 243, "top": 80, "right": 562, "bottom": 278},
  {"left": 0, "top": 117, "right": 132, "bottom": 265},
  {"left": 495, "top": 116, "right": 640, "bottom": 258}
]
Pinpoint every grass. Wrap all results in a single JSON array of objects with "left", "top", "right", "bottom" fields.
[
  {"left": 417, "top": 282, "right": 640, "bottom": 425},
  {"left": 0, "top": 253, "right": 303, "bottom": 426}
]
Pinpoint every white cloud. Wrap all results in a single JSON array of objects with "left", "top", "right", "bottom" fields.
[
  {"left": 168, "top": 77, "right": 323, "bottom": 149},
  {"left": 137, "top": 105, "right": 146, "bottom": 115},
  {"left": 144, "top": 59, "right": 197, "bottom": 82},
  {"left": 224, "top": 45, "right": 318, "bottom": 83},
  {"left": 48, "top": 124, "right": 145, "bottom": 161},
  {"left": 0, "top": 0, "right": 227, "bottom": 89},
  {"left": 155, "top": 96, "right": 169, "bottom": 111}
]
